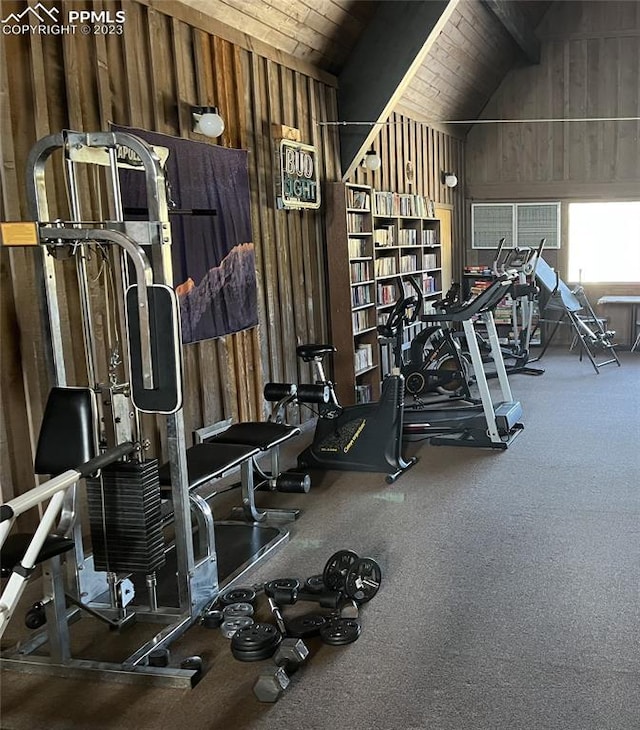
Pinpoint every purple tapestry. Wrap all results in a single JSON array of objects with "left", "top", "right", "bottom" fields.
[{"left": 114, "top": 125, "right": 258, "bottom": 344}]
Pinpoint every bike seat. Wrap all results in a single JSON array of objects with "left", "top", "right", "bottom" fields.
[{"left": 296, "top": 344, "right": 336, "bottom": 362}]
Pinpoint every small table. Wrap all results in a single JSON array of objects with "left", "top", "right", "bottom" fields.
[{"left": 597, "top": 296, "right": 640, "bottom": 351}]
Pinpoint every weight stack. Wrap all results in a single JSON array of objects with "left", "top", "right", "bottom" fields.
[{"left": 86, "top": 459, "right": 165, "bottom": 573}]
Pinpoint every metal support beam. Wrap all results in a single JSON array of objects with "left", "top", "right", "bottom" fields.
[
  {"left": 481, "top": 0, "right": 540, "bottom": 64},
  {"left": 337, "top": 0, "right": 459, "bottom": 181}
]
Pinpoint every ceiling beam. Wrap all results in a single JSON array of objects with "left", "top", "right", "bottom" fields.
[
  {"left": 480, "top": 0, "right": 541, "bottom": 64},
  {"left": 337, "top": 0, "right": 460, "bottom": 181}
]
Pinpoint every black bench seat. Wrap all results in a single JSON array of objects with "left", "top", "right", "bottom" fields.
[
  {"left": 158, "top": 443, "right": 260, "bottom": 493},
  {"left": 205, "top": 422, "right": 299, "bottom": 450}
]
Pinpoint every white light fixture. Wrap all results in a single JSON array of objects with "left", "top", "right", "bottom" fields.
[
  {"left": 362, "top": 149, "right": 382, "bottom": 171},
  {"left": 441, "top": 171, "right": 458, "bottom": 188},
  {"left": 191, "top": 106, "right": 225, "bottom": 139}
]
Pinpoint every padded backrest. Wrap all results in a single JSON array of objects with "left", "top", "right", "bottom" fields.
[{"left": 34, "top": 387, "right": 97, "bottom": 476}]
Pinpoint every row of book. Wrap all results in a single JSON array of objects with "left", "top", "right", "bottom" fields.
[
  {"left": 374, "top": 225, "right": 395, "bottom": 247},
  {"left": 355, "top": 343, "right": 374, "bottom": 373},
  {"left": 373, "top": 191, "right": 436, "bottom": 218},
  {"left": 375, "top": 256, "right": 397, "bottom": 277},
  {"left": 399, "top": 254, "right": 419, "bottom": 273},
  {"left": 348, "top": 238, "right": 369, "bottom": 258},
  {"left": 350, "top": 261, "right": 371, "bottom": 283},
  {"left": 347, "top": 188, "right": 370, "bottom": 211},
  {"left": 352, "top": 284, "right": 373, "bottom": 307},
  {"left": 347, "top": 213, "right": 368, "bottom": 233},
  {"left": 352, "top": 309, "right": 372, "bottom": 333},
  {"left": 423, "top": 253, "right": 438, "bottom": 269}
]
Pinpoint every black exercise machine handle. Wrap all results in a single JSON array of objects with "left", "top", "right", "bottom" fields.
[{"left": 77, "top": 441, "right": 137, "bottom": 478}]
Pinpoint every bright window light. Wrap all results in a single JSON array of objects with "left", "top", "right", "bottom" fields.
[{"left": 568, "top": 202, "right": 640, "bottom": 283}]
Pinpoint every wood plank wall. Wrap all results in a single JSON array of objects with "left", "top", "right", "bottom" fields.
[
  {"left": 464, "top": 0, "right": 640, "bottom": 337},
  {"left": 0, "top": 0, "right": 340, "bottom": 503},
  {"left": 347, "top": 111, "right": 465, "bottom": 276}
]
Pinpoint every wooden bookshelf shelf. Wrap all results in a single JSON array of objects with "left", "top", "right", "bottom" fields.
[{"left": 327, "top": 182, "right": 445, "bottom": 404}]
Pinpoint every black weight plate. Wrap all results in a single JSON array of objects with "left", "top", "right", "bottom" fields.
[
  {"left": 344, "top": 557, "right": 382, "bottom": 604},
  {"left": 220, "top": 587, "right": 257, "bottom": 606},
  {"left": 200, "top": 609, "right": 224, "bottom": 629},
  {"left": 264, "top": 578, "right": 301, "bottom": 598},
  {"left": 322, "top": 550, "right": 359, "bottom": 592},
  {"left": 304, "top": 574, "right": 325, "bottom": 594},
  {"left": 319, "top": 618, "right": 361, "bottom": 646},
  {"left": 231, "top": 622, "right": 282, "bottom": 662},
  {"left": 285, "top": 613, "right": 328, "bottom": 639}
]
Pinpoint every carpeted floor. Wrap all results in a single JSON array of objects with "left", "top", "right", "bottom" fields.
[{"left": 1, "top": 349, "right": 639, "bottom": 730}]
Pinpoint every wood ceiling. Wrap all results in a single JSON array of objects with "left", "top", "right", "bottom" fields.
[{"left": 175, "top": 0, "right": 551, "bottom": 130}]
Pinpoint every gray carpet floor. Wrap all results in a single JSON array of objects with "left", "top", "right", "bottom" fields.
[{"left": 1, "top": 349, "right": 639, "bottom": 730}]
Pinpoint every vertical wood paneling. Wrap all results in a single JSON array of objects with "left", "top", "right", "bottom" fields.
[
  {"left": 0, "top": 0, "right": 340, "bottom": 499},
  {"left": 467, "top": 0, "right": 640, "bottom": 200}
]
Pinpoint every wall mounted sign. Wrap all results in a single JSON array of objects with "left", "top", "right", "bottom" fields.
[{"left": 276, "top": 139, "right": 321, "bottom": 210}]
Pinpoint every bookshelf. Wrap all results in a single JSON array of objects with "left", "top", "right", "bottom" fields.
[{"left": 327, "top": 182, "right": 443, "bottom": 404}]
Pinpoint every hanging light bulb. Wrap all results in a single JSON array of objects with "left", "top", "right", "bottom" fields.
[
  {"left": 192, "top": 106, "right": 225, "bottom": 139},
  {"left": 441, "top": 171, "right": 458, "bottom": 188},
  {"left": 363, "top": 149, "right": 382, "bottom": 171}
]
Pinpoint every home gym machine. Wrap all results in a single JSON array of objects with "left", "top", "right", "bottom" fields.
[
  {"left": 402, "top": 273, "right": 524, "bottom": 448},
  {"left": 530, "top": 256, "right": 620, "bottom": 373},
  {"left": 377, "top": 275, "right": 473, "bottom": 403},
  {"left": 295, "top": 345, "right": 417, "bottom": 484},
  {"left": 487, "top": 238, "right": 546, "bottom": 377},
  {"left": 0, "top": 131, "right": 294, "bottom": 687}
]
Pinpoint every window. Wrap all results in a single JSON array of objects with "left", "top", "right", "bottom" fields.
[
  {"left": 568, "top": 202, "right": 640, "bottom": 283},
  {"left": 472, "top": 203, "right": 560, "bottom": 249}
]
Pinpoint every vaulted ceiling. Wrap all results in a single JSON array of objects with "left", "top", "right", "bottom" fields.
[{"left": 175, "top": 0, "right": 551, "bottom": 174}]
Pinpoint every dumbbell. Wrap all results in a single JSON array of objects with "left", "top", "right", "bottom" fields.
[{"left": 252, "top": 637, "right": 309, "bottom": 702}]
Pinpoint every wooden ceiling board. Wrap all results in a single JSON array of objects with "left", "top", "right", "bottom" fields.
[{"left": 172, "top": 0, "right": 552, "bottom": 128}]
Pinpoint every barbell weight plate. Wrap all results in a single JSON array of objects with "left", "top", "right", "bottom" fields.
[
  {"left": 222, "top": 602, "right": 255, "bottom": 619},
  {"left": 285, "top": 613, "right": 328, "bottom": 639},
  {"left": 231, "top": 622, "right": 283, "bottom": 661},
  {"left": 322, "top": 549, "right": 359, "bottom": 592},
  {"left": 343, "top": 557, "right": 382, "bottom": 604},
  {"left": 220, "top": 616, "right": 254, "bottom": 639},
  {"left": 319, "top": 618, "right": 361, "bottom": 646},
  {"left": 264, "top": 578, "right": 301, "bottom": 599},
  {"left": 303, "top": 574, "right": 325, "bottom": 594},
  {"left": 220, "top": 587, "right": 257, "bottom": 607},
  {"left": 200, "top": 609, "right": 224, "bottom": 629}
]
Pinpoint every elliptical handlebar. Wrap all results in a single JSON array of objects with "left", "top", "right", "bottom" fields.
[{"left": 377, "top": 275, "right": 423, "bottom": 340}]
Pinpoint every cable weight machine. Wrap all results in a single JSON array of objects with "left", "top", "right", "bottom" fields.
[{"left": 0, "top": 131, "right": 288, "bottom": 687}]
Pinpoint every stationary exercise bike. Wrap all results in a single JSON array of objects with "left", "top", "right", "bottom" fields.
[
  {"left": 295, "top": 345, "right": 417, "bottom": 483},
  {"left": 377, "top": 276, "right": 473, "bottom": 403}
]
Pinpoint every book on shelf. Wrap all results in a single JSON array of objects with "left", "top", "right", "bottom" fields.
[
  {"left": 372, "top": 191, "right": 436, "bottom": 218},
  {"left": 350, "top": 260, "right": 371, "bottom": 283},
  {"left": 354, "top": 343, "right": 373, "bottom": 372},
  {"left": 351, "top": 284, "right": 373, "bottom": 307},
  {"left": 423, "top": 252, "right": 438, "bottom": 269},
  {"left": 352, "top": 309, "right": 371, "bottom": 333},
  {"left": 399, "top": 254, "right": 418, "bottom": 273},
  {"left": 347, "top": 212, "right": 368, "bottom": 233},
  {"left": 348, "top": 238, "right": 367, "bottom": 258},
  {"left": 355, "top": 383, "right": 373, "bottom": 404},
  {"left": 375, "top": 256, "right": 397, "bottom": 277},
  {"left": 347, "top": 188, "right": 370, "bottom": 210},
  {"left": 374, "top": 225, "right": 395, "bottom": 247},
  {"left": 377, "top": 282, "right": 397, "bottom": 305},
  {"left": 398, "top": 228, "right": 417, "bottom": 246},
  {"left": 422, "top": 229, "right": 437, "bottom": 245}
]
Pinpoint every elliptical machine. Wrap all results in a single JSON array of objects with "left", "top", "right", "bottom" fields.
[
  {"left": 295, "top": 345, "right": 417, "bottom": 484},
  {"left": 467, "top": 238, "right": 546, "bottom": 377},
  {"left": 377, "top": 275, "right": 472, "bottom": 403}
]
